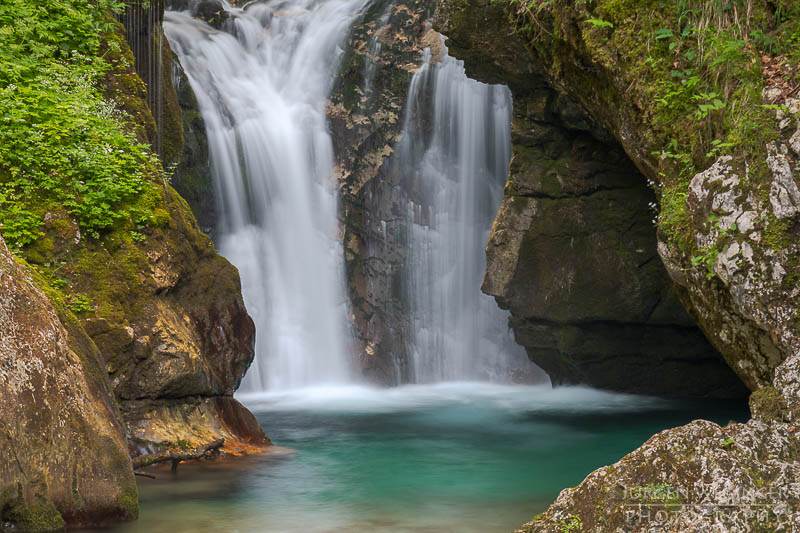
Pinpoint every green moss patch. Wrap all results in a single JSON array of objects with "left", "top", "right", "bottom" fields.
[
  {"left": 0, "top": 0, "right": 167, "bottom": 250},
  {"left": 509, "top": 0, "right": 800, "bottom": 260}
]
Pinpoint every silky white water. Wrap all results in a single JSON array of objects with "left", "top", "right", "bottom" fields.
[
  {"left": 396, "top": 46, "right": 534, "bottom": 383},
  {"left": 164, "top": 0, "right": 368, "bottom": 390}
]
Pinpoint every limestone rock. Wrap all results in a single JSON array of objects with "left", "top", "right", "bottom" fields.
[
  {"left": 435, "top": 0, "right": 745, "bottom": 398},
  {"left": 122, "top": 396, "right": 270, "bottom": 455},
  {"left": 0, "top": 236, "right": 138, "bottom": 529},
  {"left": 515, "top": 419, "right": 799, "bottom": 533},
  {"left": 768, "top": 143, "right": 800, "bottom": 220}
]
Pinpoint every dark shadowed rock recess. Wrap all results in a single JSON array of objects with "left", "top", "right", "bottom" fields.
[
  {"left": 435, "top": 0, "right": 800, "bottom": 530},
  {"left": 432, "top": 0, "right": 746, "bottom": 399}
]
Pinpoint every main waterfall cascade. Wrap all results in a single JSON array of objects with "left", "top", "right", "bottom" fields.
[
  {"left": 165, "top": 0, "right": 538, "bottom": 390},
  {"left": 395, "top": 47, "right": 535, "bottom": 383},
  {"left": 164, "top": 0, "right": 366, "bottom": 390}
]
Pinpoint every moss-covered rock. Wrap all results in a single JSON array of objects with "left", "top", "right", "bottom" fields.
[
  {"left": 170, "top": 58, "right": 216, "bottom": 236},
  {"left": 494, "top": 0, "right": 800, "bottom": 396},
  {"left": 435, "top": 0, "right": 746, "bottom": 398},
  {"left": 0, "top": 236, "right": 138, "bottom": 530},
  {"left": 2, "top": 0, "right": 268, "bottom": 527},
  {"left": 515, "top": 419, "right": 799, "bottom": 532}
]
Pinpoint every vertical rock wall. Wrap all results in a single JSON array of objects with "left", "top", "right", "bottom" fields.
[
  {"left": 330, "top": 0, "right": 435, "bottom": 383},
  {"left": 433, "top": 0, "right": 747, "bottom": 398}
]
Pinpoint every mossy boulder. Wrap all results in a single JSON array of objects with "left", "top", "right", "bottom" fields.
[
  {"left": 515, "top": 419, "right": 799, "bottom": 532},
  {"left": 0, "top": 235, "right": 138, "bottom": 530}
]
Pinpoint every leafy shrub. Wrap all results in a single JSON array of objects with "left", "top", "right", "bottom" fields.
[{"left": 0, "top": 0, "right": 164, "bottom": 249}]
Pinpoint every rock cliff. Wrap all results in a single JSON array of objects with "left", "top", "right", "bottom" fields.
[
  {"left": 329, "top": 0, "right": 435, "bottom": 383},
  {"left": 434, "top": 0, "right": 746, "bottom": 398},
  {"left": 435, "top": 0, "right": 800, "bottom": 529}
]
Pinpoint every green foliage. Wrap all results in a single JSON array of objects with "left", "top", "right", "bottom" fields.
[
  {"left": 0, "top": 0, "right": 164, "bottom": 250},
  {"left": 67, "top": 294, "right": 94, "bottom": 314},
  {"left": 691, "top": 218, "right": 737, "bottom": 279},
  {"left": 507, "top": 0, "right": 800, "bottom": 277},
  {"left": 720, "top": 437, "right": 735, "bottom": 447},
  {"left": 585, "top": 18, "right": 613, "bottom": 29},
  {"left": 557, "top": 514, "right": 583, "bottom": 533}
]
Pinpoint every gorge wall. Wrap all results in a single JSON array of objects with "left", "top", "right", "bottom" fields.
[
  {"left": 432, "top": 0, "right": 746, "bottom": 398},
  {"left": 433, "top": 0, "right": 800, "bottom": 529}
]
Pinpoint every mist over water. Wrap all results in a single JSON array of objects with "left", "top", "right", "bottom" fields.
[
  {"left": 164, "top": 0, "right": 367, "bottom": 390},
  {"left": 100, "top": 384, "right": 748, "bottom": 533}
]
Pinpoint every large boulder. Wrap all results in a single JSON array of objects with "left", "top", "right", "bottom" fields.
[
  {"left": 0, "top": 236, "right": 138, "bottom": 530},
  {"left": 516, "top": 415, "right": 799, "bottom": 532}
]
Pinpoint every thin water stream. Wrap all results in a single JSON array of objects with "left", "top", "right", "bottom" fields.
[{"left": 395, "top": 45, "right": 532, "bottom": 382}]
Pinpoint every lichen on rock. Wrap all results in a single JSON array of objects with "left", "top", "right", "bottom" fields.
[
  {"left": 0, "top": 235, "right": 138, "bottom": 530},
  {"left": 515, "top": 418, "right": 800, "bottom": 532}
]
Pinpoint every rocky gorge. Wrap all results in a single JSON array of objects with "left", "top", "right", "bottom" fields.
[
  {"left": 432, "top": 0, "right": 800, "bottom": 529},
  {"left": 1, "top": 0, "right": 799, "bottom": 531}
]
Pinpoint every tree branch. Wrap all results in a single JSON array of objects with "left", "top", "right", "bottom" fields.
[{"left": 132, "top": 438, "right": 225, "bottom": 470}]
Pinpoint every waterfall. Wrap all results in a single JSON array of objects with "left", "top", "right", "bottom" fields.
[
  {"left": 395, "top": 45, "right": 535, "bottom": 383},
  {"left": 164, "top": 0, "right": 367, "bottom": 391}
]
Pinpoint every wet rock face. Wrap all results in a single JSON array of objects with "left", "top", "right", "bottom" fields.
[
  {"left": 329, "top": 0, "right": 433, "bottom": 384},
  {"left": 0, "top": 236, "right": 138, "bottom": 529},
  {"left": 171, "top": 61, "right": 216, "bottom": 236},
  {"left": 434, "top": 0, "right": 746, "bottom": 398}
]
